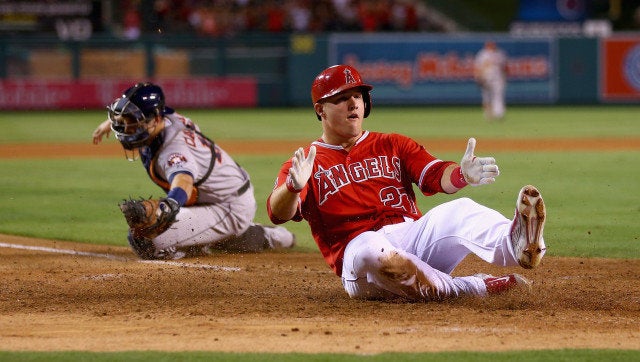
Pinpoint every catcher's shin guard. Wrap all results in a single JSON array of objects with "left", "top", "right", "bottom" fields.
[{"left": 208, "top": 224, "right": 296, "bottom": 253}]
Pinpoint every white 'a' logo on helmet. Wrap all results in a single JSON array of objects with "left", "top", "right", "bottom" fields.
[{"left": 344, "top": 69, "right": 356, "bottom": 84}]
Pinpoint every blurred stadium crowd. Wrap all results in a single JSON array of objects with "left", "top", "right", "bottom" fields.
[{"left": 121, "top": 0, "right": 450, "bottom": 39}]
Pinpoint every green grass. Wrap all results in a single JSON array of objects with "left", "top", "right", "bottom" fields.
[
  {"left": 2, "top": 105, "right": 639, "bottom": 143},
  {"left": 428, "top": 151, "right": 640, "bottom": 259},
  {"left": 1, "top": 105, "right": 638, "bottom": 258},
  {"left": 2, "top": 151, "right": 637, "bottom": 258}
]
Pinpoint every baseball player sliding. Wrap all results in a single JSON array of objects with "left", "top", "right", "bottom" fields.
[
  {"left": 92, "top": 82, "right": 295, "bottom": 259},
  {"left": 268, "top": 65, "right": 546, "bottom": 301}
]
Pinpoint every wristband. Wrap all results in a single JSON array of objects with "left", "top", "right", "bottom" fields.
[
  {"left": 450, "top": 166, "right": 468, "bottom": 189},
  {"left": 167, "top": 187, "right": 188, "bottom": 207},
  {"left": 285, "top": 174, "right": 302, "bottom": 193}
]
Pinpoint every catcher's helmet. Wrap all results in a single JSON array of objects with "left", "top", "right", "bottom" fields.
[
  {"left": 108, "top": 82, "right": 166, "bottom": 150},
  {"left": 311, "top": 65, "right": 373, "bottom": 119}
]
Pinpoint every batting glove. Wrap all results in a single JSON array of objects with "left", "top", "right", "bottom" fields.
[
  {"left": 460, "top": 138, "right": 500, "bottom": 186},
  {"left": 286, "top": 146, "right": 316, "bottom": 193}
]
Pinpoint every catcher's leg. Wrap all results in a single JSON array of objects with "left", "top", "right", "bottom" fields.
[
  {"left": 153, "top": 191, "right": 257, "bottom": 253},
  {"left": 150, "top": 190, "right": 295, "bottom": 256},
  {"left": 207, "top": 224, "right": 295, "bottom": 253},
  {"left": 208, "top": 224, "right": 267, "bottom": 253}
]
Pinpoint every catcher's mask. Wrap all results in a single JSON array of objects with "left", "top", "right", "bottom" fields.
[
  {"left": 311, "top": 64, "right": 373, "bottom": 120},
  {"left": 108, "top": 82, "right": 166, "bottom": 151}
]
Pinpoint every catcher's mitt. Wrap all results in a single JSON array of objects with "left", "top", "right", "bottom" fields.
[{"left": 119, "top": 197, "right": 180, "bottom": 239}]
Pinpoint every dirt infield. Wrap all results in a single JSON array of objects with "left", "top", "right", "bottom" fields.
[
  {"left": 1, "top": 234, "right": 638, "bottom": 353},
  {"left": 1, "top": 139, "right": 639, "bottom": 354}
]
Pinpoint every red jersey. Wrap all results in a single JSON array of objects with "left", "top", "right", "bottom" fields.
[{"left": 268, "top": 131, "right": 454, "bottom": 275}]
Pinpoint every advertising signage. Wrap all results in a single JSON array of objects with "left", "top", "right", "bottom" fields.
[
  {"left": 601, "top": 37, "right": 640, "bottom": 101},
  {"left": 329, "top": 34, "right": 556, "bottom": 105},
  {"left": 0, "top": 78, "right": 257, "bottom": 110}
]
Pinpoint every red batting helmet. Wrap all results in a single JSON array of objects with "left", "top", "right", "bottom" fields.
[{"left": 311, "top": 65, "right": 373, "bottom": 119}]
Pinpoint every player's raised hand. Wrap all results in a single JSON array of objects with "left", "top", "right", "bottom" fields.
[
  {"left": 286, "top": 146, "right": 316, "bottom": 193},
  {"left": 92, "top": 119, "right": 112, "bottom": 145},
  {"left": 460, "top": 138, "right": 499, "bottom": 186}
]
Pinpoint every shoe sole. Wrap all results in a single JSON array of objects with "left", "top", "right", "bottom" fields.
[{"left": 513, "top": 185, "right": 546, "bottom": 269}]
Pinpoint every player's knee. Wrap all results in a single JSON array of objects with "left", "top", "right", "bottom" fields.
[
  {"left": 446, "top": 197, "right": 479, "bottom": 212},
  {"left": 456, "top": 197, "right": 474, "bottom": 205},
  {"left": 352, "top": 231, "right": 395, "bottom": 265},
  {"left": 377, "top": 250, "right": 416, "bottom": 282},
  {"left": 344, "top": 231, "right": 393, "bottom": 280}
]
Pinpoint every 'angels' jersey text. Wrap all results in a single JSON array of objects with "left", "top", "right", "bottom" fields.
[{"left": 315, "top": 155, "right": 400, "bottom": 205}]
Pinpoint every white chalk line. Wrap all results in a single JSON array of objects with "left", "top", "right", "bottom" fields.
[{"left": 0, "top": 242, "right": 241, "bottom": 271}]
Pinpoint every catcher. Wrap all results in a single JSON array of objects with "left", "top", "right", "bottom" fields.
[{"left": 92, "top": 82, "right": 296, "bottom": 259}]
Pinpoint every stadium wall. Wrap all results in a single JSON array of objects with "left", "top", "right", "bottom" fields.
[{"left": 1, "top": 33, "right": 639, "bottom": 110}]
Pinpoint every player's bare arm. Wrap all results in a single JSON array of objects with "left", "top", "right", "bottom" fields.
[
  {"left": 92, "top": 119, "right": 112, "bottom": 144},
  {"left": 268, "top": 184, "right": 299, "bottom": 221},
  {"left": 169, "top": 173, "right": 194, "bottom": 200},
  {"left": 440, "top": 163, "right": 463, "bottom": 193}
]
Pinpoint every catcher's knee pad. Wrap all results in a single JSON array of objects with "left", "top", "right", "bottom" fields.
[{"left": 127, "top": 231, "right": 157, "bottom": 260}]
